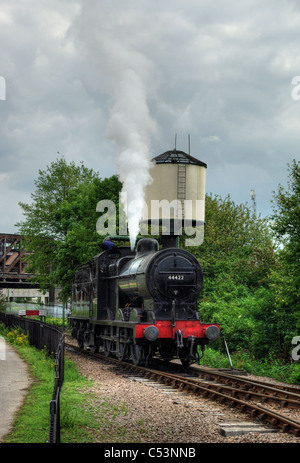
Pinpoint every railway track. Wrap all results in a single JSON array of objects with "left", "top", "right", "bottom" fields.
[
  {"left": 183, "top": 366, "right": 300, "bottom": 408},
  {"left": 65, "top": 340, "right": 300, "bottom": 437}
]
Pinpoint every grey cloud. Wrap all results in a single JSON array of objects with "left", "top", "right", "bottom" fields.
[{"left": 0, "top": 0, "right": 299, "bottom": 234}]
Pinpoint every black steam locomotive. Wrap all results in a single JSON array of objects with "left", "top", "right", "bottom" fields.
[{"left": 69, "top": 237, "right": 220, "bottom": 366}]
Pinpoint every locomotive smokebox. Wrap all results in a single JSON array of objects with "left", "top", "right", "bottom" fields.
[{"left": 142, "top": 148, "right": 207, "bottom": 248}]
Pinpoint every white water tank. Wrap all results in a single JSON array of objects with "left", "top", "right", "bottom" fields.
[{"left": 143, "top": 149, "right": 207, "bottom": 230}]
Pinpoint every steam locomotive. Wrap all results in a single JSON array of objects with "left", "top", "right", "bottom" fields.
[{"left": 69, "top": 237, "right": 220, "bottom": 366}]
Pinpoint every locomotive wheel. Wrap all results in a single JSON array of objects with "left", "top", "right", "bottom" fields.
[
  {"left": 103, "top": 339, "right": 112, "bottom": 357},
  {"left": 131, "top": 344, "right": 143, "bottom": 366},
  {"left": 116, "top": 341, "right": 126, "bottom": 361},
  {"left": 71, "top": 326, "right": 77, "bottom": 339},
  {"left": 77, "top": 329, "right": 84, "bottom": 349}
]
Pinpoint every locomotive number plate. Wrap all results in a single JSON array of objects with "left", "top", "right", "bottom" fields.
[{"left": 167, "top": 274, "right": 185, "bottom": 280}]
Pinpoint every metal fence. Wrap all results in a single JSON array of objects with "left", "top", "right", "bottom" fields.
[
  {"left": 49, "top": 332, "right": 65, "bottom": 443},
  {"left": 0, "top": 312, "right": 64, "bottom": 443}
]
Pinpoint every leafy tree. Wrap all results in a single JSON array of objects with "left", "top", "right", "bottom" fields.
[
  {"left": 183, "top": 194, "right": 276, "bottom": 354},
  {"left": 186, "top": 194, "right": 276, "bottom": 293},
  {"left": 271, "top": 159, "right": 300, "bottom": 257},
  {"left": 262, "top": 159, "right": 300, "bottom": 359},
  {"left": 270, "top": 159, "right": 300, "bottom": 307},
  {"left": 16, "top": 156, "right": 102, "bottom": 299},
  {"left": 52, "top": 175, "right": 122, "bottom": 300},
  {"left": 226, "top": 160, "right": 300, "bottom": 360},
  {"left": 17, "top": 155, "right": 97, "bottom": 239}
]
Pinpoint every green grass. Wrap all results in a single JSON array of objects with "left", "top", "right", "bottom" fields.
[
  {"left": 0, "top": 324, "right": 92, "bottom": 443},
  {"left": 3, "top": 320, "right": 298, "bottom": 443},
  {"left": 0, "top": 323, "right": 135, "bottom": 443},
  {"left": 201, "top": 346, "right": 300, "bottom": 385}
]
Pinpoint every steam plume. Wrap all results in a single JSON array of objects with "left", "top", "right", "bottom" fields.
[
  {"left": 106, "top": 69, "right": 156, "bottom": 250},
  {"left": 71, "top": 4, "right": 157, "bottom": 249}
]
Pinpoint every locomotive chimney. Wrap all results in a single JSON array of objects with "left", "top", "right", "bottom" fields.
[{"left": 142, "top": 146, "right": 207, "bottom": 248}]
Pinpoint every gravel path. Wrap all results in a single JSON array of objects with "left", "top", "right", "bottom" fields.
[{"left": 67, "top": 350, "right": 300, "bottom": 444}]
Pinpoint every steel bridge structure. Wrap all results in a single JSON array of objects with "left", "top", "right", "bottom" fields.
[{"left": 0, "top": 233, "right": 37, "bottom": 288}]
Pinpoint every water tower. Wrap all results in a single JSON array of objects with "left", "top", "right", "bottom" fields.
[{"left": 142, "top": 149, "right": 207, "bottom": 247}]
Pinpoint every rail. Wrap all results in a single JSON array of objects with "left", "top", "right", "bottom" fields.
[
  {"left": 66, "top": 338, "right": 300, "bottom": 437},
  {"left": 0, "top": 312, "right": 64, "bottom": 443}
]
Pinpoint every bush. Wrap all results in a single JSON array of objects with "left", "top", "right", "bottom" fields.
[
  {"left": 201, "top": 347, "right": 300, "bottom": 385},
  {"left": 290, "top": 363, "right": 300, "bottom": 384},
  {"left": 0, "top": 291, "right": 7, "bottom": 312},
  {"left": 6, "top": 327, "right": 29, "bottom": 346}
]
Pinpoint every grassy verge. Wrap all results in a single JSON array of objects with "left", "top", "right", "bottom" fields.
[
  {"left": 201, "top": 346, "right": 300, "bottom": 385},
  {"left": 2, "top": 321, "right": 299, "bottom": 442},
  {"left": 0, "top": 323, "right": 132, "bottom": 443}
]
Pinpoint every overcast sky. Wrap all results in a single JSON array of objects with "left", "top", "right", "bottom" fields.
[{"left": 0, "top": 0, "right": 299, "bottom": 234}]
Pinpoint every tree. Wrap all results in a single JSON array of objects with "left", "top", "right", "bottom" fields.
[
  {"left": 16, "top": 156, "right": 99, "bottom": 298},
  {"left": 186, "top": 194, "right": 276, "bottom": 294},
  {"left": 184, "top": 194, "right": 277, "bottom": 354},
  {"left": 52, "top": 175, "right": 122, "bottom": 300},
  {"left": 17, "top": 155, "right": 98, "bottom": 239},
  {"left": 264, "top": 159, "right": 300, "bottom": 358},
  {"left": 271, "top": 159, "right": 300, "bottom": 268},
  {"left": 241, "top": 160, "right": 300, "bottom": 360}
]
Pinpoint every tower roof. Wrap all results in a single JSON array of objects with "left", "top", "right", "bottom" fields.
[{"left": 152, "top": 149, "right": 207, "bottom": 167}]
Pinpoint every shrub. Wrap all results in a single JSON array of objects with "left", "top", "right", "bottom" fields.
[{"left": 6, "top": 328, "right": 29, "bottom": 346}]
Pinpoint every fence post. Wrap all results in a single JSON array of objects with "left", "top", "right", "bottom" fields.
[{"left": 48, "top": 333, "right": 65, "bottom": 443}]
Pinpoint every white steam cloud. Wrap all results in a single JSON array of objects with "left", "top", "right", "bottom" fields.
[
  {"left": 70, "top": 3, "right": 158, "bottom": 249},
  {"left": 106, "top": 69, "right": 156, "bottom": 250}
]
